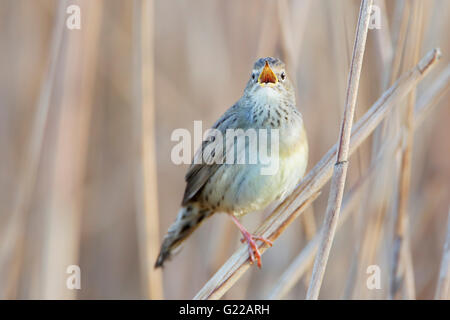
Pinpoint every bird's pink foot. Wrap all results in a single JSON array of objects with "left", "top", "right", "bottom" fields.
[
  {"left": 230, "top": 215, "right": 272, "bottom": 268},
  {"left": 239, "top": 230, "right": 273, "bottom": 268},
  {"left": 240, "top": 235, "right": 273, "bottom": 247}
]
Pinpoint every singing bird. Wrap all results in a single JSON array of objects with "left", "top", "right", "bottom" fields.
[{"left": 155, "top": 57, "right": 308, "bottom": 268}]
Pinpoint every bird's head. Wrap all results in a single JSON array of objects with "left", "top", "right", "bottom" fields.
[{"left": 244, "top": 57, "right": 294, "bottom": 104}]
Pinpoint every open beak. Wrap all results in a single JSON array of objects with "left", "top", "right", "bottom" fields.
[{"left": 258, "top": 61, "right": 278, "bottom": 85}]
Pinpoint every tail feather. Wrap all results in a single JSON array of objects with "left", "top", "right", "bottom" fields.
[{"left": 155, "top": 204, "right": 211, "bottom": 268}]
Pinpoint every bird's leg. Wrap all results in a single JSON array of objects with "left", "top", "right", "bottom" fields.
[{"left": 230, "top": 215, "right": 273, "bottom": 268}]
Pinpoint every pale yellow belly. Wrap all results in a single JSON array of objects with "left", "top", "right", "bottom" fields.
[{"left": 200, "top": 130, "right": 308, "bottom": 217}]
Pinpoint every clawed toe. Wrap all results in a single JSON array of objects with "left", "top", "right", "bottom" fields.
[
  {"left": 240, "top": 235, "right": 273, "bottom": 247},
  {"left": 230, "top": 215, "right": 272, "bottom": 268},
  {"left": 253, "top": 236, "right": 273, "bottom": 247},
  {"left": 239, "top": 234, "right": 272, "bottom": 268}
]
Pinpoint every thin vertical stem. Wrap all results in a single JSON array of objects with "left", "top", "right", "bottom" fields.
[
  {"left": 0, "top": 0, "right": 67, "bottom": 299},
  {"left": 306, "top": 0, "right": 373, "bottom": 300},
  {"left": 391, "top": 0, "right": 425, "bottom": 299},
  {"left": 132, "top": 0, "right": 163, "bottom": 299},
  {"left": 41, "top": 0, "right": 102, "bottom": 299}
]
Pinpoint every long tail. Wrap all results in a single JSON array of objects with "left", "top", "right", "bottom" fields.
[{"left": 155, "top": 203, "right": 212, "bottom": 268}]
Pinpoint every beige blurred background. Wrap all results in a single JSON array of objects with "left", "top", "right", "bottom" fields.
[{"left": 0, "top": 0, "right": 449, "bottom": 299}]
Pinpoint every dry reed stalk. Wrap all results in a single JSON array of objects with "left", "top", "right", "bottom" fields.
[
  {"left": 342, "top": 247, "right": 359, "bottom": 299},
  {"left": 373, "top": 0, "right": 393, "bottom": 69},
  {"left": 351, "top": 0, "right": 410, "bottom": 298},
  {"left": 132, "top": 0, "right": 163, "bottom": 299},
  {"left": 306, "top": 0, "right": 373, "bottom": 300},
  {"left": 268, "top": 145, "right": 392, "bottom": 300},
  {"left": 402, "top": 236, "right": 416, "bottom": 298},
  {"left": 414, "top": 64, "right": 450, "bottom": 126},
  {"left": 268, "top": 65, "right": 450, "bottom": 299},
  {"left": 277, "top": 0, "right": 314, "bottom": 286},
  {"left": 412, "top": 190, "right": 448, "bottom": 297},
  {"left": 333, "top": 0, "right": 367, "bottom": 206},
  {"left": 435, "top": 209, "right": 450, "bottom": 299},
  {"left": 345, "top": 130, "right": 400, "bottom": 299},
  {"left": 267, "top": 63, "right": 449, "bottom": 299},
  {"left": 372, "top": 0, "right": 406, "bottom": 153},
  {"left": 385, "top": 0, "right": 410, "bottom": 87},
  {"left": 299, "top": 206, "right": 316, "bottom": 286},
  {"left": 326, "top": 0, "right": 351, "bottom": 114},
  {"left": 368, "top": 0, "right": 407, "bottom": 186},
  {"left": 0, "top": 0, "right": 68, "bottom": 299},
  {"left": 301, "top": 207, "right": 317, "bottom": 247},
  {"left": 351, "top": 135, "right": 401, "bottom": 299},
  {"left": 348, "top": 177, "right": 392, "bottom": 299},
  {"left": 193, "top": 47, "right": 441, "bottom": 300},
  {"left": 377, "top": 0, "right": 410, "bottom": 138},
  {"left": 390, "top": 0, "right": 425, "bottom": 299},
  {"left": 41, "top": 0, "right": 102, "bottom": 299},
  {"left": 267, "top": 230, "right": 316, "bottom": 299}
]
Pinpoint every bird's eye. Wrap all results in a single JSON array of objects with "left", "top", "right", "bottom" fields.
[
  {"left": 251, "top": 73, "right": 256, "bottom": 80},
  {"left": 280, "top": 72, "right": 286, "bottom": 80}
]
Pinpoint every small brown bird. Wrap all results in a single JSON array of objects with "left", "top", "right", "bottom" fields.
[{"left": 155, "top": 57, "right": 308, "bottom": 268}]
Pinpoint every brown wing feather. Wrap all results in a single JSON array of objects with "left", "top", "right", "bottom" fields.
[{"left": 182, "top": 103, "right": 241, "bottom": 205}]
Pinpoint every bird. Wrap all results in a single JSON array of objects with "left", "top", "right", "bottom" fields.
[{"left": 155, "top": 57, "right": 308, "bottom": 268}]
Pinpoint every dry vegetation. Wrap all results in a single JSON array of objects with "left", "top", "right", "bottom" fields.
[{"left": 0, "top": 0, "right": 449, "bottom": 299}]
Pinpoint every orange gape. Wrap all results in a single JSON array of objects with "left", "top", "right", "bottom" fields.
[{"left": 258, "top": 61, "right": 278, "bottom": 84}]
